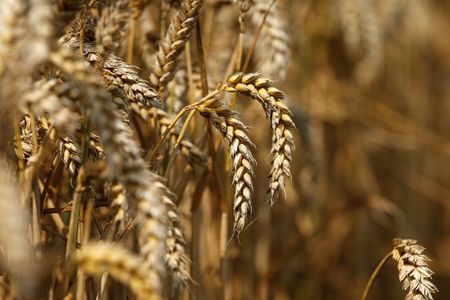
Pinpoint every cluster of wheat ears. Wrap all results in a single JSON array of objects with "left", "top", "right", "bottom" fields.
[{"left": 0, "top": 0, "right": 439, "bottom": 299}]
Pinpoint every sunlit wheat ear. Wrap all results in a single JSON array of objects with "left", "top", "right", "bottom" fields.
[
  {"left": 149, "top": 0, "right": 203, "bottom": 95},
  {"left": 50, "top": 46, "right": 168, "bottom": 296},
  {"left": 101, "top": 51, "right": 164, "bottom": 109},
  {"left": 77, "top": 243, "right": 160, "bottom": 300},
  {"left": 61, "top": 35, "right": 163, "bottom": 110},
  {"left": 392, "top": 239, "right": 438, "bottom": 300},
  {"left": 197, "top": 98, "right": 256, "bottom": 233},
  {"left": 225, "top": 72, "right": 295, "bottom": 206},
  {"left": 250, "top": 0, "right": 291, "bottom": 80},
  {"left": 163, "top": 196, "right": 192, "bottom": 288}
]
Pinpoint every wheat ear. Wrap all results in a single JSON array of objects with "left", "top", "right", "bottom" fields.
[
  {"left": 163, "top": 196, "right": 192, "bottom": 287},
  {"left": 77, "top": 242, "right": 160, "bottom": 300},
  {"left": 197, "top": 97, "right": 256, "bottom": 233},
  {"left": 393, "top": 239, "right": 438, "bottom": 300},
  {"left": 225, "top": 72, "right": 295, "bottom": 206},
  {"left": 61, "top": 34, "right": 163, "bottom": 110},
  {"left": 49, "top": 46, "right": 168, "bottom": 296},
  {"left": 361, "top": 238, "right": 438, "bottom": 300},
  {"left": 96, "top": 0, "right": 131, "bottom": 53},
  {"left": 149, "top": 0, "right": 203, "bottom": 95}
]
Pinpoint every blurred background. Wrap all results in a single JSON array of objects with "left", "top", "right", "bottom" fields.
[{"left": 190, "top": 0, "right": 450, "bottom": 299}]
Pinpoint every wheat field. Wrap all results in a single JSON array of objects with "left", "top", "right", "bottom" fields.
[{"left": 0, "top": 0, "right": 448, "bottom": 299}]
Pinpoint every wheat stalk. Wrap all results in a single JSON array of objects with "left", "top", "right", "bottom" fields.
[{"left": 148, "top": 107, "right": 207, "bottom": 165}]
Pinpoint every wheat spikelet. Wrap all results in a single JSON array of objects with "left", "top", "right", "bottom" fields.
[
  {"left": 57, "top": 137, "right": 82, "bottom": 175},
  {"left": 149, "top": 0, "right": 203, "bottom": 95},
  {"left": 163, "top": 195, "right": 191, "bottom": 287},
  {"left": 197, "top": 97, "right": 256, "bottom": 233},
  {"left": 225, "top": 72, "right": 295, "bottom": 206},
  {"left": 110, "top": 182, "right": 133, "bottom": 228},
  {"left": 250, "top": 0, "right": 291, "bottom": 80},
  {"left": 49, "top": 46, "right": 168, "bottom": 295},
  {"left": 77, "top": 242, "right": 160, "bottom": 300},
  {"left": 392, "top": 239, "right": 438, "bottom": 300}
]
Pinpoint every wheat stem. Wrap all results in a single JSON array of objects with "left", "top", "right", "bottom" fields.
[{"left": 360, "top": 251, "right": 393, "bottom": 300}]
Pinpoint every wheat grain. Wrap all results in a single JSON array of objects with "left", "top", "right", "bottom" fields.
[
  {"left": 392, "top": 239, "right": 438, "bottom": 300},
  {"left": 225, "top": 72, "right": 295, "bottom": 205}
]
